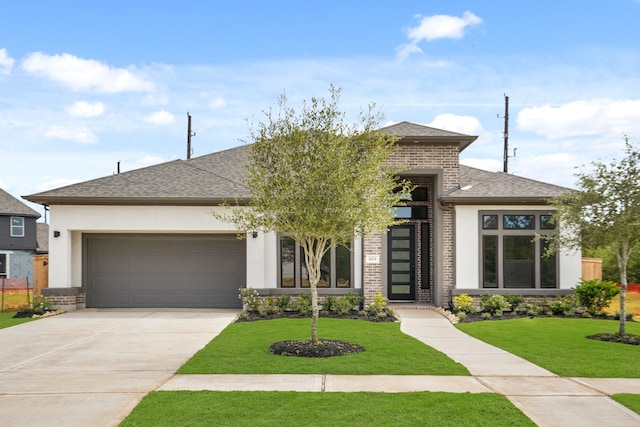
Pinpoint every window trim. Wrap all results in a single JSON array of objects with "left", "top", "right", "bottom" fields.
[
  {"left": 278, "top": 236, "right": 353, "bottom": 288},
  {"left": 0, "top": 252, "right": 8, "bottom": 278},
  {"left": 10, "top": 217, "right": 25, "bottom": 237},
  {"left": 479, "top": 211, "right": 558, "bottom": 289}
]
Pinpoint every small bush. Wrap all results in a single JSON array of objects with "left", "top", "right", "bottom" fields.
[
  {"left": 275, "top": 294, "right": 291, "bottom": 311},
  {"left": 261, "top": 296, "right": 280, "bottom": 315},
  {"left": 456, "top": 311, "right": 467, "bottom": 321},
  {"left": 504, "top": 294, "right": 524, "bottom": 311},
  {"left": 481, "top": 312, "right": 492, "bottom": 320},
  {"left": 523, "top": 302, "right": 541, "bottom": 316},
  {"left": 240, "top": 288, "right": 260, "bottom": 312},
  {"left": 479, "top": 294, "right": 510, "bottom": 315},
  {"left": 322, "top": 295, "right": 337, "bottom": 312},
  {"left": 335, "top": 296, "right": 354, "bottom": 316},
  {"left": 367, "top": 293, "right": 388, "bottom": 316},
  {"left": 292, "top": 293, "right": 312, "bottom": 315},
  {"left": 346, "top": 293, "right": 364, "bottom": 310},
  {"left": 453, "top": 293, "right": 475, "bottom": 314},
  {"left": 574, "top": 279, "right": 620, "bottom": 315}
]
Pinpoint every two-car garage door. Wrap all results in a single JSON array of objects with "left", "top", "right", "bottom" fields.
[{"left": 84, "top": 234, "right": 245, "bottom": 308}]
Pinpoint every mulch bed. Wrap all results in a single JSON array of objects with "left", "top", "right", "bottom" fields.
[
  {"left": 236, "top": 310, "right": 397, "bottom": 323},
  {"left": 269, "top": 339, "right": 366, "bottom": 357},
  {"left": 587, "top": 333, "right": 640, "bottom": 345}
]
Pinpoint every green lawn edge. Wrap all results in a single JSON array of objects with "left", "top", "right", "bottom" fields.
[
  {"left": 120, "top": 391, "right": 536, "bottom": 427},
  {"left": 457, "top": 317, "right": 640, "bottom": 377},
  {"left": 0, "top": 312, "right": 35, "bottom": 329},
  {"left": 179, "top": 317, "right": 469, "bottom": 375},
  {"left": 612, "top": 394, "right": 640, "bottom": 415}
]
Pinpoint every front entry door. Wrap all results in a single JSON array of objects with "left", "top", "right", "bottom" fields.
[{"left": 388, "top": 225, "right": 416, "bottom": 300}]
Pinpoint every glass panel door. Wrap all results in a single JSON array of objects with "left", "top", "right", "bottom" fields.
[{"left": 388, "top": 225, "right": 415, "bottom": 300}]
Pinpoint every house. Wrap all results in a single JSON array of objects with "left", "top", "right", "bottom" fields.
[
  {"left": 24, "top": 122, "right": 581, "bottom": 311},
  {"left": 0, "top": 188, "right": 48, "bottom": 284}
]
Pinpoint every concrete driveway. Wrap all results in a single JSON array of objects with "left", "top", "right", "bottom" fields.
[{"left": 0, "top": 309, "right": 238, "bottom": 427}]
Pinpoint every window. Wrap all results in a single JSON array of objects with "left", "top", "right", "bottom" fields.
[
  {"left": 10, "top": 217, "right": 24, "bottom": 237},
  {"left": 279, "top": 237, "right": 352, "bottom": 288},
  {"left": 480, "top": 211, "right": 558, "bottom": 289},
  {"left": 393, "top": 187, "right": 428, "bottom": 220}
]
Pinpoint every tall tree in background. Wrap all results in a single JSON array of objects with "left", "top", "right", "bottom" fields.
[
  {"left": 225, "top": 86, "right": 411, "bottom": 344},
  {"left": 551, "top": 138, "right": 640, "bottom": 335}
]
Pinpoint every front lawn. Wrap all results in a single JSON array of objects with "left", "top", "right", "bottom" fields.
[
  {"left": 121, "top": 391, "right": 535, "bottom": 427},
  {"left": 457, "top": 317, "right": 640, "bottom": 377},
  {"left": 0, "top": 312, "right": 35, "bottom": 329},
  {"left": 179, "top": 317, "right": 469, "bottom": 375},
  {"left": 612, "top": 394, "right": 640, "bottom": 415}
]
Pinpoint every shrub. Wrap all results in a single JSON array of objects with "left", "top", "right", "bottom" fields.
[
  {"left": 548, "top": 294, "right": 578, "bottom": 315},
  {"left": 346, "top": 293, "right": 364, "bottom": 310},
  {"left": 261, "top": 296, "right": 280, "bottom": 315},
  {"left": 275, "top": 294, "right": 291, "bottom": 311},
  {"left": 456, "top": 311, "right": 467, "bottom": 321},
  {"left": 335, "top": 296, "right": 354, "bottom": 316},
  {"left": 322, "top": 295, "right": 337, "bottom": 312},
  {"left": 479, "top": 294, "right": 510, "bottom": 315},
  {"left": 481, "top": 312, "right": 492, "bottom": 320},
  {"left": 504, "top": 294, "right": 524, "bottom": 311},
  {"left": 523, "top": 302, "right": 541, "bottom": 316},
  {"left": 453, "top": 293, "right": 475, "bottom": 314},
  {"left": 239, "top": 288, "right": 260, "bottom": 312},
  {"left": 292, "top": 293, "right": 312, "bottom": 315},
  {"left": 367, "top": 293, "right": 388, "bottom": 316},
  {"left": 574, "top": 279, "right": 620, "bottom": 315}
]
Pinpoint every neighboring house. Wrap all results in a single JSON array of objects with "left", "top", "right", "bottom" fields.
[
  {"left": 0, "top": 188, "right": 47, "bottom": 283},
  {"left": 24, "top": 122, "right": 581, "bottom": 310}
]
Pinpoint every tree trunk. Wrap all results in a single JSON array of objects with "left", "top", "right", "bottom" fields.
[
  {"left": 617, "top": 242, "right": 630, "bottom": 335},
  {"left": 302, "top": 237, "right": 327, "bottom": 345}
]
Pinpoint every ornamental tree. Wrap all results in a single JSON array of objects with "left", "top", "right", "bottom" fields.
[
  {"left": 550, "top": 138, "right": 640, "bottom": 335},
  {"left": 224, "top": 86, "right": 410, "bottom": 344}
]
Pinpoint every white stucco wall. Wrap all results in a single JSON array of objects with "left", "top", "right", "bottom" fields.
[
  {"left": 48, "top": 205, "right": 277, "bottom": 289},
  {"left": 455, "top": 205, "right": 582, "bottom": 290}
]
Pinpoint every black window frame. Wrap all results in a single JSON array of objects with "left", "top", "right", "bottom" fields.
[
  {"left": 278, "top": 236, "right": 353, "bottom": 288},
  {"left": 479, "top": 211, "right": 558, "bottom": 289}
]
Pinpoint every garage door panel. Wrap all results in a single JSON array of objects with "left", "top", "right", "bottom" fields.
[{"left": 85, "top": 234, "right": 246, "bottom": 308}]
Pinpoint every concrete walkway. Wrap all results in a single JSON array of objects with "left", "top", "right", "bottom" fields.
[
  {"left": 1, "top": 309, "right": 639, "bottom": 426},
  {"left": 159, "top": 309, "right": 640, "bottom": 427}
]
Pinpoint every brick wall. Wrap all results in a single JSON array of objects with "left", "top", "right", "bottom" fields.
[{"left": 362, "top": 142, "right": 461, "bottom": 306}]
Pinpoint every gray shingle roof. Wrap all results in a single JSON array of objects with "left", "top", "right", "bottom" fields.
[
  {"left": 381, "top": 121, "right": 470, "bottom": 138},
  {"left": 0, "top": 188, "right": 40, "bottom": 217},
  {"left": 24, "top": 145, "right": 252, "bottom": 205},
  {"left": 380, "top": 121, "right": 477, "bottom": 152},
  {"left": 441, "top": 165, "right": 569, "bottom": 203}
]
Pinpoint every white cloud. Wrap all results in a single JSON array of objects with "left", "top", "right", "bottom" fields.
[
  {"left": 0, "top": 48, "right": 15, "bottom": 74},
  {"left": 144, "top": 110, "right": 175, "bottom": 125},
  {"left": 518, "top": 99, "right": 640, "bottom": 139},
  {"left": 64, "top": 101, "right": 105, "bottom": 118},
  {"left": 22, "top": 52, "right": 155, "bottom": 93},
  {"left": 42, "top": 126, "right": 97, "bottom": 143},
  {"left": 209, "top": 97, "right": 227, "bottom": 110},
  {"left": 428, "top": 113, "right": 485, "bottom": 136},
  {"left": 408, "top": 11, "right": 482, "bottom": 42},
  {"left": 397, "top": 12, "right": 482, "bottom": 60}
]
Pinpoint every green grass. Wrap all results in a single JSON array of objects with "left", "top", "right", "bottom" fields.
[
  {"left": 179, "top": 318, "right": 469, "bottom": 375},
  {"left": 457, "top": 318, "right": 640, "bottom": 377},
  {"left": 612, "top": 394, "right": 640, "bottom": 415},
  {"left": 0, "top": 312, "right": 35, "bottom": 329},
  {"left": 121, "top": 391, "right": 535, "bottom": 427}
]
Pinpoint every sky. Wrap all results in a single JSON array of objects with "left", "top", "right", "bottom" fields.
[{"left": 2, "top": 1, "right": 640, "bottom": 218}]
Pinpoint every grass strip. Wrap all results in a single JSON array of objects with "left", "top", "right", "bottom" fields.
[
  {"left": 179, "top": 318, "right": 468, "bottom": 375},
  {"left": 121, "top": 391, "right": 535, "bottom": 427},
  {"left": 0, "top": 312, "right": 35, "bottom": 329},
  {"left": 457, "top": 317, "right": 640, "bottom": 377},
  {"left": 612, "top": 394, "right": 640, "bottom": 415}
]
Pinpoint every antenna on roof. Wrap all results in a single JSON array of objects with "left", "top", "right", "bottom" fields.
[{"left": 187, "top": 112, "right": 196, "bottom": 159}]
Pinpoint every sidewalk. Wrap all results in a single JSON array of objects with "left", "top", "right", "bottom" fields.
[{"left": 161, "top": 309, "right": 640, "bottom": 427}]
